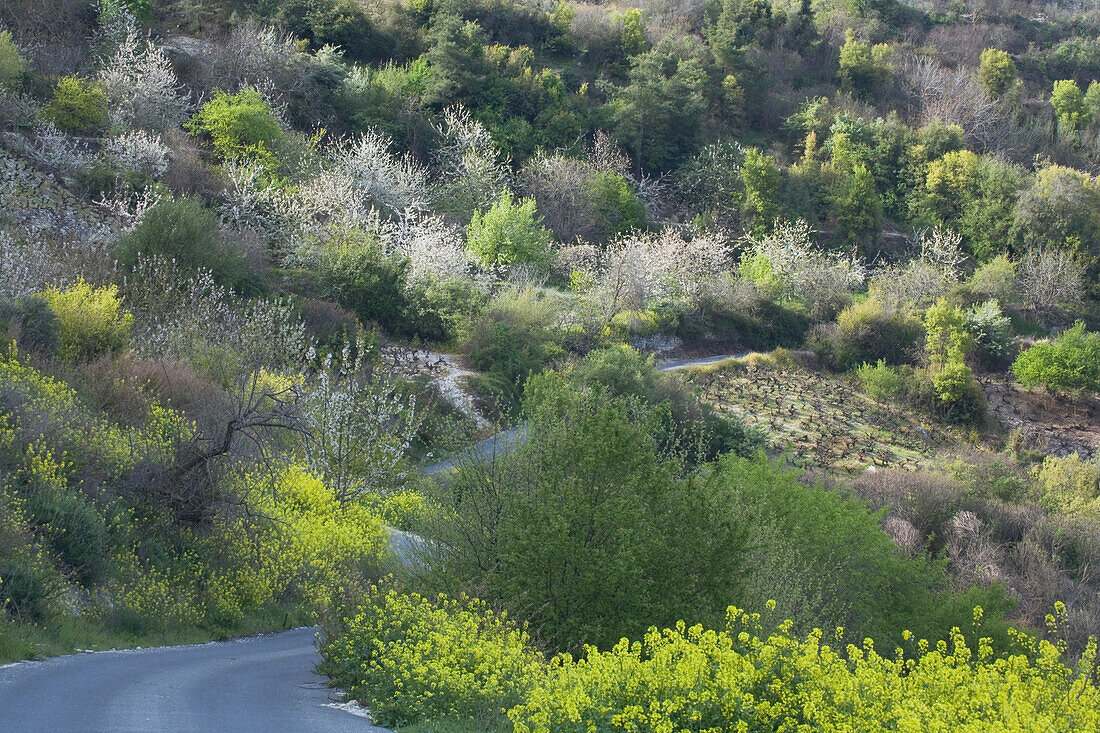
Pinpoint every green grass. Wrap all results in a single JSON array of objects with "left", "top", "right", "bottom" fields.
[
  {"left": 0, "top": 603, "right": 313, "bottom": 665},
  {"left": 397, "top": 719, "right": 510, "bottom": 733},
  {"left": 686, "top": 360, "right": 955, "bottom": 472}
]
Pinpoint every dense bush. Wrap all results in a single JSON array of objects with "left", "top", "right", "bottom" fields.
[
  {"left": 274, "top": 0, "right": 393, "bottom": 62},
  {"left": 466, "top": 191, "right": 553, "bottom": 270},
  {"left": 41, "top": 279, "right": 133, "bottom": 362},
  {"left": 1032, "top": 453, "right": 1100, "bottom": 521},
  {"left": 115, "top": 198, "right": 252, "bottom": 291},
  {"left": 314, "top": 232, "right": 410, "bottom": 332},
  {"left": 0, "top": 295, "right": 60, "bottom": 356},
  {"left": 184, "top": 88, "right": 288, "bottom": 170},
  {"left": 425, "top": 378, "right": 748, "bottom": 652},
  {"left": 1012, "top": 322, "right": 1100, "bottom": 396},
  {"left": 42, "top": 76, "right": 109, "bottom": 134},
  {"left": 833, "top": 298, "right": 923, "bottom": 370},
  {"left": 319, "top": 588, "right": 543, "bottom": 728},
  {"left": 467, "top": 287, "right": 565, "bottom": 406}
]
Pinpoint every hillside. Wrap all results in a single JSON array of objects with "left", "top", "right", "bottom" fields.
[{"left": 1, "top": 0, "right": 1099, "bottom": 729}]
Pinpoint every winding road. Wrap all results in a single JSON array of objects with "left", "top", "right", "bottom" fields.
[{"left": 0, "top": 353, "right": 744, "bottom": 732}]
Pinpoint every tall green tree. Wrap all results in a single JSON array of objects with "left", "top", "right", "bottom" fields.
[
  {"left": 426, "top": 379, "right": 747, "bottom": 652},
  {"left": 606, "top": 42, "right": 707, "bottom": 173}
]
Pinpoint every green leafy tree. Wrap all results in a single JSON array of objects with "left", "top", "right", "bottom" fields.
[
  {"left": 830, "top": 163, "right": 881, "bottom": 249},
  {"left": 606, "top": 42, "right": 707, "bottom": 173},
  {"left": 1051, "top": 79, "right": 1090, "bottom": 132},
  {"left": 737, "top": 147, "right": 782, "bottom": 233},
  {"left": 978, "top": 48, "right": 1017, "bottom": 98},
  {"left": 42, "top": 76, "right": 108, "bottom": 134},
  {"left": 1086, "top": 81, "right": 1100, "bottom": 123},
  {"left": 185, "top": 88, "right": 287, "bottom": 169},
  {"left": 704, "top": 0, "right": 774, "bottom": 70},
  {"left": 422, "top": 8, "right": 486, "bottom": 106},
  {"left": 838, "top": 29, "right": 892, "bottom": 98},
  {"left": 1012, "top": 165, "right": 1100, "bottom": 291},
  {"left": 465, "top": 190, "right": 552, "bottom": 269},
  {"left": 1012, "top": 322, "right": 1100, "bottom": 396},
  {"left": 0, "top": 29, "right": 26, "bottom": 91}
]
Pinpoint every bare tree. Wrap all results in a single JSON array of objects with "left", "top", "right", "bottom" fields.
[{"left": 1018, "top": 247, "right": 1084, "bottom": 315}]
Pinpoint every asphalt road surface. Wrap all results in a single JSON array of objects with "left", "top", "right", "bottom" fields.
[
  {"left": 0, "top": 353, "right": 746, "bottom": 732},
  {"left": 0, "top": 627, "right": 390, "bottom": 733}
]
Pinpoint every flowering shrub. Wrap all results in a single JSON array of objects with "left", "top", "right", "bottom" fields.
[
  {"left": 98, "top": 29, "right": 188, "bottom": 132},
  {"left": 509, "top": 608, "right": 1100, "bottom": 732},
  {"left": 319, "top": 589, "right": 543, "bottom": 727},
  {"left": 104, "top": 130, "right": 170, "bottom": 180},
  {"left": 739, "top": 219, "right": 865, "bottom": 318}
]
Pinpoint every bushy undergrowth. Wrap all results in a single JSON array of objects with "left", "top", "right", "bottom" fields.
[
  {"left": 322, "top": 589, "right": 1099, "bottom": 732},
  {"left": 320, "top": 588, "right": 542, "bottom": 728}
]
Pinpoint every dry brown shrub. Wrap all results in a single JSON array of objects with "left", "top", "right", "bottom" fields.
[
  {"left": 848, "top": 468, "right": 966, "bottom": 544},
  {"left": 124, "top": 357, "right": 228, "bottom": 422}
]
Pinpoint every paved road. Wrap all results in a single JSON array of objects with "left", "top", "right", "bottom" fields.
[
  {"left": 0, "top": 353, "right": 746, "bottom": 732},
  {"left": 0, "top": 627, "right": 389, "bottom": 733}
]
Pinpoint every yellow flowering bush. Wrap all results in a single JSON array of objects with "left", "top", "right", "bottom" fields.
[
  {"left": 319, "top": 589, "right": 544, "bottom": 728},
  {"left": 509, "top": 607, "right": 1100, "bottom": 733}
]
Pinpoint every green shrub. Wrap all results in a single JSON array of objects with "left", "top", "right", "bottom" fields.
[
  {"left": 319, "top": 588, "right": 543, "bottom": 728},
  {"left": 115, "top": 197, "right": 251, "bottom": 290},
  {"left": 0, "top": 30, "right": 26, "bottom": 91},
  {"left": 856, "top": 359, "right": 902, "bottom": 399},
  {"left": 838, "top": 29, "right": 893, "bottom": 98},
  {"left": 978, "top": 48, "right": 1016, "bottom": 97},
  {"left": 466, "top": 191, "right": 553, "bottom": 270},
  {"left": 834, "top": 298, "right": 923, "bottom": 370},
  {"left": 1012, "top": 322, "right": 1100, "bottom": 396},
  {"left": 275, "top": 0, "right": 393, "bottom": 62},
  {"left": 581, "top": 170, "right": 646, "bottom": 239},
  {"left": 19, "top": 449, "right": 110, "bottom": 586},
  {"left": 41, "top": 279, "right": 133, "bottom": 362},
  {"left": 0, "top": 295, "right": 60, "bottom": 356},
  {"left": 42, "top": 76, "right": 108, "bottom": 134},
  {"left": 467, "top": 287, "right": 565, "bottom": 406},
  {"left": 1032, "top": 453, "right": 1100, "bottom": 521},
  {"left": 430, "top": 380, "right": 748, "bottom": 652},
  {"left": 314, "top": 231, "right": 411, "bottom": 334},
  {"left": 185, "top": 88, "right": 286, "bottom": 168},
  {"left": 0, "top": 554, "right": 64, "bottom": 623},
  {"left": 404, "top": 276, "right": 488, "bottom": 344},
  {"left": 968, "top": 255, "right": 1018, "bottom": 304}
]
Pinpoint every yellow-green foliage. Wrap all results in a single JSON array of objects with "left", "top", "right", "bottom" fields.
[
  {"left": 509, "top": 607, "right": 1100, "bottom": 732},
  {"left": 0, "top": 346, "right": 180, "bottom": 477},
  {"left": 320, "top": 589, "right": 544, "bottom": 727},
  {"left": 1032, "top": 453, "right": 1100, "bottom": 521},
  {"left": 233, "top": 465, "right": 389, "bottom": 610},
  {"left": 0, "top": 30, "right": 26, "bottom": 91},
  {"left": 41, "top": 279, "right": 133, "bottom": 362},
  {"left": 42, "top": 76, "right": 108, "bottom": 134},
  {"left": 110, "top": 465, "right": 388, "bottom": 631}
]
